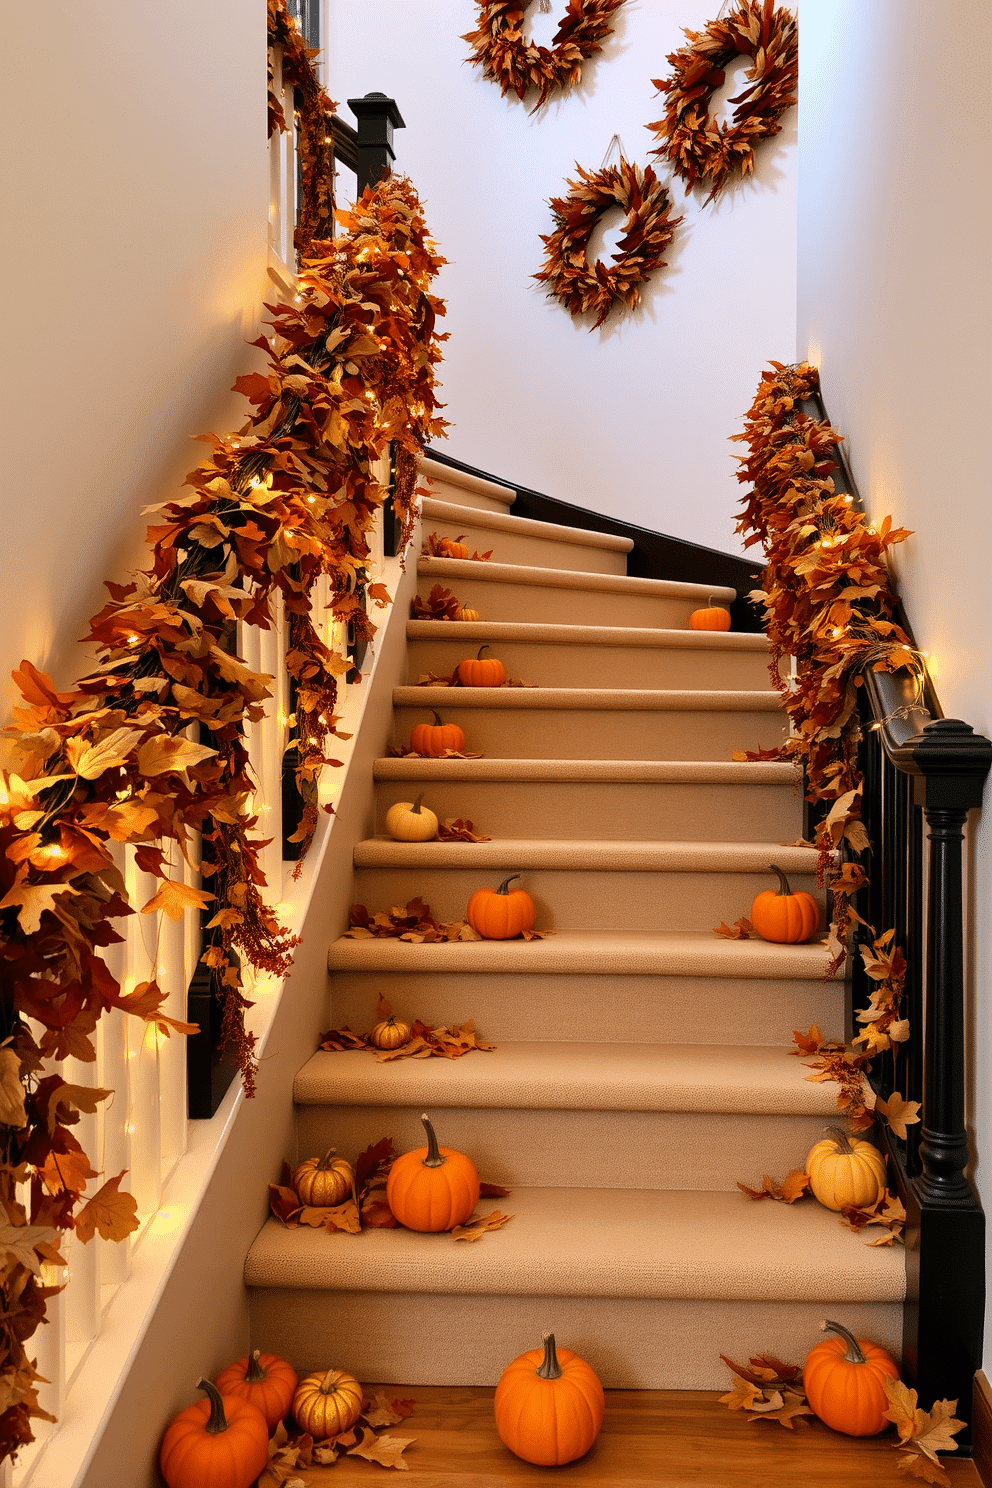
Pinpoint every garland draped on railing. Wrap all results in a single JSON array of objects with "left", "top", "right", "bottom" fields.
[
  {"left": 0, "top": 7, "right": 446, "bottom": 1460},
  {"left": 733, "top": 362, "right": 919, "bottom": 1132}
]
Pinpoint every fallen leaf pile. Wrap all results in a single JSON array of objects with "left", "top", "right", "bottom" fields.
[
  {"left": 437, "top": 817, "right": 492, "bottom": 842},
  {"left": 387, "top": 744, "right": 485, "bottom": 759},
  {"left": 719, "top": 1353, "right": 812, "bottom": 1429},
  {"left": 737, "top": 1170, "right": 810, "bottom": 1204},
  {"left": 649, "top": 0, "right": 799, "bottom": 203},
  {"left": 883, "top": 1379, "right": 965, "bottom": 1485},
  {"left": 259, "top": 1393, "right": 416, "bottom": 1482},
  {"left": 737, "top": 1157, "right": 906, "bottom": 1248},
  {"left": 0, "top": 11, "right": 447, "bottom": 1460},
  {"left": 269, "top": 1134, "right": 513, "bottom": 1240},
  {"left": 422, "top": 532, "right": 493, "bottom": 562},
  {"left": 342, "top": 899, "right": 546, "bottom": 942},
  {"left": 463, "top": 0, "right": 626, "bottom": 110},
  {"left": 410, "top": 583, "right": 463, "bottom": 620},
  {"left": 413, "top": 670, "right": 535, "bottom": 689},
  {"left": 319, "top": 996, "right": 496, "bottom": 1063}
]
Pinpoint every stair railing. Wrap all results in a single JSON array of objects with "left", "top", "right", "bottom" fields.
[{"left": 798, "top": 388, "right": 990, "bottom": 1434}]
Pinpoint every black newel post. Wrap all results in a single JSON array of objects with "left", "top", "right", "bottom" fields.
[
  {"left": 906, "top": 717, "right": 991, "bottom": 1427},
  {"left": 347, "top": 92, "right": 406, "bottom": 193}
]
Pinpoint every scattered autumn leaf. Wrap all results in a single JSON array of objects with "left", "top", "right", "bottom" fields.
[
  {"left": 884, "top": 1379, "right": 965, "bottom": 1485},
  {"left": 714, "top": 917, "right": 753, "bottom": 940},
  {"left": 74, "top": 1171, "right": 140, "bottom": 1243},
  {"left": 452, "top": 1210, "right": 513, "bottom": 1241},
  {"left": 737, "top": 1170, "right": 810, "bottom": 1205}
]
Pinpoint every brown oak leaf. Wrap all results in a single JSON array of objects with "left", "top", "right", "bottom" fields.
[{"left": 451, "top": 1210, "right": 512, "bottom": 1241}]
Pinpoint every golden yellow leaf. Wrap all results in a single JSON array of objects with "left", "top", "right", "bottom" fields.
[
  {"left": 136, "top": 735, "right": 217, "bottom": 776},
  {"left": 74, "top": 1171, "right": 140, "bottom": 1243},
  {"left": 141, "top": 880, "right": 216, "bottom": 921}
]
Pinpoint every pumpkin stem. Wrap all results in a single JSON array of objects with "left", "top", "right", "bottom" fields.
[
  {"left": 825, "top": 1125, "right": 855, "bottom": 1154},
  {"left": 431, "top": 710, "right": 444, "bottom": 727},
  {"left": 496, "top": 875, "right": 521, "bottom": 896},
  {"left": 420, "top": 1112, "right": 446, "bottom": 1169},
  {"left": 822, "top": 1319, "right": 867, "bottom": 1365},
  {"left": 411, "top": 792, "right": 424, "bottom": 815},
  {"left": 477, "top": 645, "right": 490, "bottom": 659},
  {"left": 245, "top": 1349, "right": 266, "bottom": 1384},
  {"left": 196, "top": 1377, "right": 230, "bottom": 1434},
  {"left": 769, "top": 863, "right": 794, "bottom": 897},
  {"left": 315, "top": 1148, "right": 338, "bottom": 1171},
  {"left": 535, "top": 1333, "right": 564, "bottom": 1381},
  {"left": 320, "top": 1367, "right": 344, "bottom": 1395}
]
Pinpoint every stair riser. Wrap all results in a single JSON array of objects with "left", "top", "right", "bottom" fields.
[
  {"left": 422, "top": 475, "right": 512, "bottom": 514},
  {"left": 327, "top": 970, "right": 847, "bottom": 1046},
  {"left": 375, "top": 780, "right": 804, "bottom": 842},
  {"left": 248, "top": 1290, "right": 902, "bottom": 1390},
  {"left": 295, "top": 1106, "right": 831, "bottom": 1192},
  {"left": 353, "top": 866, "right": 823, "bottom": 934},
  {"left": 392, "top": 705, "right": 788, "bottom": 761},
  {"left": 417, "top": 574, "right": 726, "bottom": 629},
  {"left": 406, "top": 638, "right": 775, "bottom": 690},
  {"left": 424, "top": 517, "right": 627, "bottom": 576}
]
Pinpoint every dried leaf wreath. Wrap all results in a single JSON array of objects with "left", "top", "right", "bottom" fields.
[
  {"left": 463, "top": 0, "right": 626, "bottom": 110},
  {"left": 649, "top": 0, "right": 798, "bottom": 203},
  {"left": 0, "top": 12, "right": 447, "bottom": 1461},
  {"left": 535, "top": 158, "right": 682, "bottom": 328}
]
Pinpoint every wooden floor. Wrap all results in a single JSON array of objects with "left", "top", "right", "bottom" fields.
[{"left": 297, "top": 1386, "right": 982, "bottom": 1486}]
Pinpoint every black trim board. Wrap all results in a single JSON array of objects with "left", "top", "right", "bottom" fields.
[{"left": 425, "top": 447, "right": 765, "bottom": 632}]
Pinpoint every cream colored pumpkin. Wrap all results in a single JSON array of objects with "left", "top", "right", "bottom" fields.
[
  {"left": 806, "top": 1127, "right": 887, "bottom": 1211},
  {"left": 384, "top": 794, "right": 439, "bottom": 842}
]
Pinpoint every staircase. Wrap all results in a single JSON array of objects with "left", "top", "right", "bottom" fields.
[{"left": 245, "top": 460, "right": 905, "bottom": 1391}]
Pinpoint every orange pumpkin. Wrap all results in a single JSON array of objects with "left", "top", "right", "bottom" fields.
[
  {"left": 386, "top": 1112, "right": 480, "bottom": 1231},
  {"left": 160, "top": 1377, "right": 269, "bottom": 1488},
  {"left": 454, "top": 605, "right": 481, "bottom": 621},
  {"left": 689, "top": 605, "right": 732, "bottom": 631},
  {"left": 803, "top": 1320, "right": 899, "bottom": 1436},
  {"left": 215, "top": 1349, "right": 297, "bottom": 1433},
  {"left": 806, "top": 1127, "right": 887, "bottom": 1212},
  {"left": 372, "top": 1015, "right": 412, "bottom": 1050},
  {"left": 494, "top": 1333, "right": 605, "bottom": 1466},
  {"left": 750, "top": 863, "right": 819, "bottom": 943},
  {"left": 410, "top": 709, "right": 465, "bottom": 757},
  {"left": 438, "top": 533, "right": 469, "bottom": 559},
  {"left": 292, "top": 1366, "right": 364, "bottom": 1439},
  {"left": 457, "top": 644, "right": 507, "bottom": 687},
  {"left": 293, "top": 1149, "right": 354, "bottom": 1207},
  {"left": 467, "top": 874, "right": 536, "bottom": 940}
]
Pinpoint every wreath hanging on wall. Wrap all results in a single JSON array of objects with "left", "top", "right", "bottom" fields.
[
  {"left": 463, "top": 0, "right": 626, "bottom": 110},
  {"left": 534, "top": 157, "right": 682, "bottom": 327},
  {"left": 648, "top": 0, "right": 798, "bottom": 203}
]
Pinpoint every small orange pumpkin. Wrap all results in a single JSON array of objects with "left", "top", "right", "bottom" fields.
[
  {"left": 806, "top": 1127, "right": 887, "bottom": 1212},
  {"left": 372, "top": 1015, "right": 412, "bottom": 1050},
  {"left": 803, "top": 1319, "right": 899, "bottom": 1436},
  {"left": 409, "top": 710, "right": 465, "bottom": 757},
  {"left": 386, "top": 1112, "right": 480, "bottom": 1231},
  {"left": 293, "top": 1149, "right": 354, "bottom": 1208},
  {"left": 457, "top": 644, "right": 507, "bottom": 687},
  {"left": 215, "top": 1349, "right": 297, "bottom": 1433},
  {"left": 454, "top": 605, "right": 481, "bottom": 621},
  {"left": 494, "top": 1333, "right": 605, "bottom": 1466},
  {"left": 292, "top": 1366, "right": 364, "bottom": 1439},
  {"left": 438, "top": 533, "right": 469, "bottom": 559},
  {"left": 750, "top": 863, "right": 819, "bottom": 943},
  {"left": 160, "top": 1377, "right": 269, "bottom": 1488},
  {"left": 689, "top": 605, "right": 732, "bottom": 631},
  {"left": 467, "top": 874, "right": 536, "bottom": 940}
]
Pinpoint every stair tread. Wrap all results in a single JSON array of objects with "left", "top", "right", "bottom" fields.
[
  {"left": 328, "top": 928, "right": 844, "bottom": 980},
  {"left": 418, "top": 455, "right": 516, "bottom": 507},
  {"left": 407, "top": 618, "right": 766, "bottom": 650},
  {"left": 394, "top": 685, "right": 783, "bottom": 712},
  {"left": 420, "top": 495, "right": 633, "bottom": 553},
  {"left": 354, "top": 839, "right": 822, "bottom": 874},
  {"left": 245, "top": 1186, "right": 904, "bottom": 1302},
  {"left": 375, "top": 757, "right": 797, "bottom": 784},
  {"left": 294, "top": 1041, "right": 839, "bottom": 1115},
  {"left": 419, "top": 556, "right": 736, "bottom": 603}
]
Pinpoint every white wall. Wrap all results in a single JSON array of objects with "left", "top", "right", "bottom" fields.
[
  {"left": 796, "top": 0, "right": 992, "bottom": 1364},
  {"left": 325, "top": 0, "right": 797, "bottom": 555},
  {"left": 3, "top": 0, "right": 269, "bottom": 724}
]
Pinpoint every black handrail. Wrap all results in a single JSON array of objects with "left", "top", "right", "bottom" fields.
[{"left": 801, "top": 388, "right": 990, "bottom": 1433}]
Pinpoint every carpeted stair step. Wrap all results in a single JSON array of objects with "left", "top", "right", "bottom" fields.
[
  {"left": 326, "top": 929, "right": 846, "bottom": 1046},
  {"left": 406, "top": 619, "right": 773, "bottom": 690},
  {"left": 418, "top": 455, "right": 516, "bottom": 513},
  {"left": 418, "top": 556, "right": 737, "bottom": 629},
  {"left": 420, "top": 495, "right": 632, "bottom": 577},
  {"left": 352, "top": 839, "right": 822, "bottom": 932},
  {"left": 292, "top": 1041, "right": 841, "bottom": 1190},
  {"left": 393, "top": 684, "right": 788, "bottom": 761},
  {"left": 374, "top": 758, "right": 803, "bottom": 841},
  {"left": 245, "top": 1187, "right": 903, "bottom": 1389}
]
